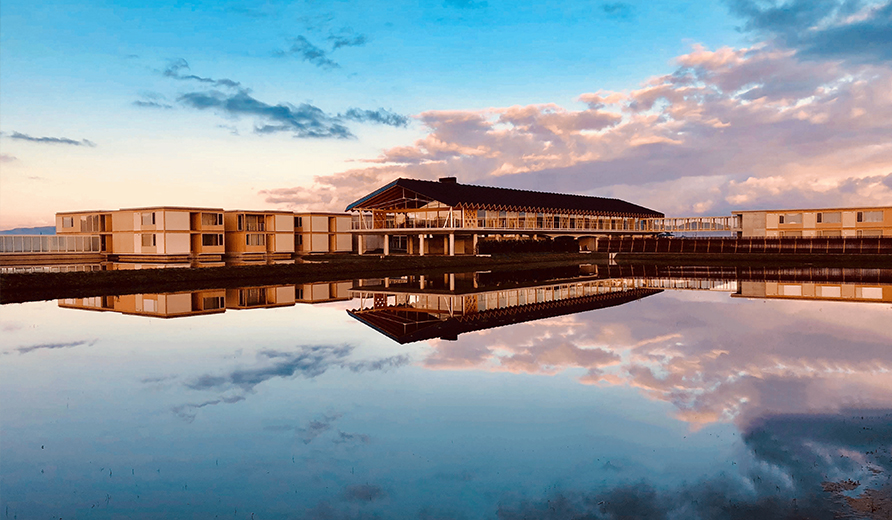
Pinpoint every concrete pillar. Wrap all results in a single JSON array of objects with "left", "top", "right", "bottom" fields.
[
  {"left": 384, "top": 235, "right": 389, "bottom": 256},
  {"left": 419, "top": 275, "right": 425, "bottom": 289},
  {"left": 358, "top": 235, "right": 364, "bottom": 255},
  {"left": 408, "top": 236, "right": 414, "bottom": 255},
  {"left": 419, "top": 234, "right": 425, "bottom": 256},
  {"left": 472, "top": 234, "right": 478, "bottom": 254},
  {"left": 449, "top": 273, "right": 455, "bottom": 291},
  {"left": 449, "top": 233, "right": 455, "bottom": 256},
  {"left": 443, "top": 235, "right": 449, "bottom": 255}
]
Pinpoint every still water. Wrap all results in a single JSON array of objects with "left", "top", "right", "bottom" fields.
[{"left": 1, "top": 266, "right": 890, "bottom": 519}]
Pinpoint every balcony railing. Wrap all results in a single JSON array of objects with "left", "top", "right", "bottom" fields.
[{"left": 0, "top": 235, "right": 102, "bottom": 253}]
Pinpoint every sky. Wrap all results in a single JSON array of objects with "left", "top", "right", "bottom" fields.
[{"left": 1, "top": 0, "right": 891, "bottom": 228}]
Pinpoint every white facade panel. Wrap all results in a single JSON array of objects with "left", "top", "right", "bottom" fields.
[
  {"left": 311, "top": 216, "right": 328, "bottom": 233},
  {"left": 165, "top": 211, "right": 190, "bottom": 231},
  {"left": 311, "top": 234, "right": 328, "bottom": 252},
  {"left": 166, "top": 233, "right": 190, "bottom": 254},
  {"left": 275, "top": 215, "right": 294, "bottom": 232},
  {"left": 275, "top": 233, "right": 295, "bottom": 253}
]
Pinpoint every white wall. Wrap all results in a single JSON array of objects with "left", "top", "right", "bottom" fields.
[
  {"left": 166, "top": 233, "right": 190, "bottom": 254},
  {"left": 275, "top": 233, "right": 295, "bottom": 252},
  {"left": 275, "top": 215, "right": 294, "bottom": 232},
  {"left": 165, "top": 211, "right": 190, "bottom": 231},
  {"left": 311, "top": 234, "right": 328, "bottom": 252}
]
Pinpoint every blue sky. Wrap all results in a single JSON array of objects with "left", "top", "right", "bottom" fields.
[{"left": 1, "top": 0, "right": 891, "bottom": 227}]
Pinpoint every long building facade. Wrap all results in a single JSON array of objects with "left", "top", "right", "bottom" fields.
[
  {"left": 735, "top": 207, "right": 891, "bottom": 238},
  {"left": 346, "top": 177, "right": 664, "bottom": 255},
  {"left": 51, "top": 207, "right": 351, "bottom": 262}
]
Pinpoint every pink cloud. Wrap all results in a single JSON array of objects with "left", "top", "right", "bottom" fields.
[{"left": 262, "top": 41, "right": 892, "bottom": 215}]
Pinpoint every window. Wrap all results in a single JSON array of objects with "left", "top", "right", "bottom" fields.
[
  {"left": 858, "top": 230, "right": 883, "bottom": 237},
  {"left": 820, "top": 230, "right": 842, "bottom": 237},
  {"left": 297, "top": 235, "right": 303, "bottom": 246},
  {"left": 202, "top": 296, "right": 225, "bottom": 310},
  {"left": 62, "top": 217, "right": 74, "bottom": 228},
  {"left": 141, "top": 234, "right": 156, "bottom": 247},
  {"left": 820, "top": 212, "right": 841, "bottom": 224},
  {"left": 238, "top": 214, "right": 264, "bottom": 231},
  {"left": 295, "top": 216, "right": 303, "bottom": 228},
  {"left": 201, "top": 213, "right": 222, "bottom": 226},
  {"left": 860, "top": 211, "right": 883, "bottom": 223},
  {"left": 783, "top": 213, "right": 802, "bottom": 224},
  {"left": 202, "top": 234, "right": 223, "bottom": 246},
  {"left": 778, "top": 215, "right": 784, "bottom": 224},
  {"left": 246, "top": 233, "right": 266, "bottom": 246},
  {"left": 141, "top": 212, "right": 155, "bottom": 226},
  {"left": 239, "top": 288, "right": 267, "bottom": 307}
]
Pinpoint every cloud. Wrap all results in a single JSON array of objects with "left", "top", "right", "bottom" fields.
[
  {"left": 729, "top": 0, "right": 892, "bottom": 63},
  {"left": 7, "top": 131, "right": 96, "bottom": 147},
  {"left": 162, "top": 58, "right": 241, "bottom": 88},
  {"left": 132, "top": 100, "right": 173, "bottom": 109},
  {"left": 298, "top": 412, "right": 343, "bottom": 444},
  {"left": 340, "top": 108, "right": 410, "bottom": 127},
  {"left": 601, "top": 2, "right": 633, "bottom": 19},
  {"left": 497, "top": 410, "right": 891, "bottom": 519},
  {"left": 0, "top": 154, "right": 17, "bottom": 163},
  {"left": 12, "top": 339, "right": 96, "bottom": 355},
  {"left": 178, "top": 90, "right": 354, "bottom": 139},
  {"left": 332, "top": 431, "right": 371, "bottom": 445},
  {"left": 260, "top": 39, "right": 892, "bottom": 214},
  {"left": 171, "top": 395, "right": 245, "bottom": 422},
  {"left": 275, "top": 36, "right": 340, "bottom": 69},
  {"left": 186, "top": 345, "right": 409, "bottom": 392},
  {"left": 327, "top": 30, "right": 368, "bottom": 50}
]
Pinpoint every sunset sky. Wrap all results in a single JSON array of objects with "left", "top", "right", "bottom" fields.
[{"left": 2, "top": 0, "right": 891, "bottom": 228}]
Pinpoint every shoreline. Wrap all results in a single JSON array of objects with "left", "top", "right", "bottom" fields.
[{"left": 2, "top": 252, "right": 889, "bottom": 305}]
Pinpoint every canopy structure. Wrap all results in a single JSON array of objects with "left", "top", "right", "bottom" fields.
[{"left": 346, "top": 177, "right": 665, "bottom": 256}]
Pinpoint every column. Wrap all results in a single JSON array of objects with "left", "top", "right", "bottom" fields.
[
  {"left": 449, "top": 233, "right": 455, "bottom": 256},
  {"left": 419, "top": 234, "right": 425, "bottom": 256},
  {"left": 472, "top": 234, "right": 478, "bottom": 255},
  {"left": 449, "top": 273, "right": 455, "bottom": 291},
  {"left": 384, "top": 235, "right": 389, "bottom": 256},
  {"left": 358, "top": 235, "right": 364, "bottom": 255},
  {"left": 443, "top": 235, "right": 448, "bottom": 255}
]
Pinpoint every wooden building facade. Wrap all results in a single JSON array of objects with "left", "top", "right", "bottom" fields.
[{"left": 346, "top": 177, "right": 664, "bottom": 255}]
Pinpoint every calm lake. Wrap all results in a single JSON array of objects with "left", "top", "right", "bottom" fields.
[{"left": 2, "top": 265, "right": 890, "bottom": 519}]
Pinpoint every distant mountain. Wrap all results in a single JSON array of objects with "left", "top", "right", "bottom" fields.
[{"left": 0, "top": 226, "right": 55, "bottom": 235}]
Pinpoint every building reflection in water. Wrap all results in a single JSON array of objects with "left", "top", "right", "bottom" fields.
[
  {"left": 55, "top": 264, "right": 891, "bottom": 324},
  {"left": 349, "top": 265, "right": 892, "bottom": 344},
  {"left": 59, "top": 282, "right": 353, "bottom": 318}
]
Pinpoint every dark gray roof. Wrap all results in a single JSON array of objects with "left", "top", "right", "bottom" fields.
[{"left": 346, "top": 178, "right": 663, "bottom": 217}]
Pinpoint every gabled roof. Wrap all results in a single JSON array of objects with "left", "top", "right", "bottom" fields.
[
  {"left": 348, "top": 288, "right": 663, "bottom": 344},
  {"left": 345, "top": 178, "right": 663, "bottom": 217}
]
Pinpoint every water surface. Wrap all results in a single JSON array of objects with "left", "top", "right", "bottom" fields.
[{"left": 1, "top": 267, "right": 890, "bottom": 519}]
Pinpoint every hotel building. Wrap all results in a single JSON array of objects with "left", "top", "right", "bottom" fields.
[{"left": 346, "top": 177, "right": 664, "bottom": 255}]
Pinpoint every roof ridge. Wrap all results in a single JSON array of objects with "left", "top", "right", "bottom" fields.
[{"left": 406, "top": 177, "right": 624, "bottom": 202}]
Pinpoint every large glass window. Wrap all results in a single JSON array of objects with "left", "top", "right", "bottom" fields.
[
  {"left": 859, "top": 211, "right": 884, "bottom": 223},
  {"left": 201, "top": 213, "right": 223, "bottom": 226},
  {"left": 783, "top": 213, "right": 802, "bottom": 224},
  {"left": 141, "top": 212, "right": 155, "bottom": 226},
  {"left": 141, "top": 234, "right": 155, "bottom": 247},
  {"left": 202, "top": 234, "right": 223, "bottom": 246},
  {"left": 818, "top": 212, "right": 841, "bottom": 223},
  {"left": 246, "top": 234, "right": 266, "bottom": 246},
  {"left": 62, "top": 217, "right": 74, "bottom": 228}
]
